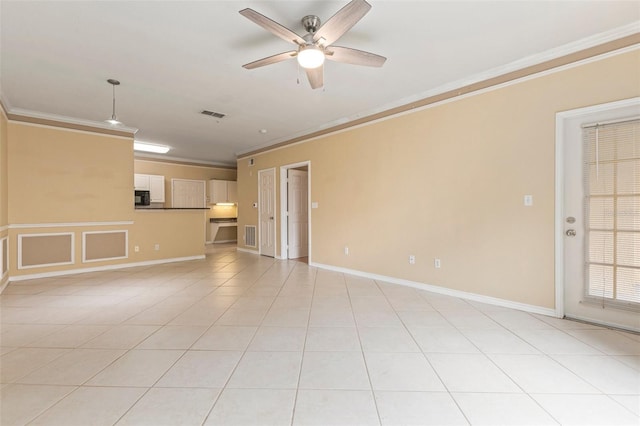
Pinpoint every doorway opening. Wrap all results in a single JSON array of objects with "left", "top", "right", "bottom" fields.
[{"left": 280, "top": 161, "right": 311, "bottom": 263}]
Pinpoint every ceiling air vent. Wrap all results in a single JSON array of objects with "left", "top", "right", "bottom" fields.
[{"left": 201, "top": 110, "right": 226, "bottom": 119}]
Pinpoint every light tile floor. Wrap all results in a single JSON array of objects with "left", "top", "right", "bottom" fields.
[{"left": 1, "top": 244, "right": 639, "bottom": 425}]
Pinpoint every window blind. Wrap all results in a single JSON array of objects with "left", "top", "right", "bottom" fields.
[{"left": 583, "top": 119, "right": 640, "bottom": 306}]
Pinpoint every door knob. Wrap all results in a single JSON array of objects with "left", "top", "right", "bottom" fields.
[{"left": 565, "top": 229, "right": 577, "bottom": 237}]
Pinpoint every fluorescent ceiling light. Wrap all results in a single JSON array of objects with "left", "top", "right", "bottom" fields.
[{"left": 134, "top": 141, "right": 170, "bottom": 154}]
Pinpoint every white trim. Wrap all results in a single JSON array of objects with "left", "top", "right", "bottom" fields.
[
  {"left": 135, "top": 155, "right": 235, "bottom": 169},
  {"left": 236, "top": 247, "right": 259, "bottom": 255},
  {"left": 555, "top": 97, "right": 640, "bottom": 320},
  {"left": 310, "top": 261, "right": 557, "bottom": 317},
  {"left": 0, "top": 225, "right": 8, "bottom": 232},
  {"left": 0, "top": 277, "right": 9, "bottom": 294},
  {"left": 7, "top": 108, "right": 138, "bottom": 135},
  {"left": 17, "top": 232, "right": 75, "bottom": 270},
  {"left": 554, "top": 112, "right": 566, "bottom": 319},
  {"left": 0, "top": 94, "right": 10, "bottom": 119},
  {"left": 8, "top": 255, "right": 205, "bottom": 282},
  {"left": 279, "top": 161, "right": 312, "bottom": 263},
  {"left": 9, "top": 221, "right": 133, "bottom": 229},
  {"left": 82, "top": 230, "right": 129, "bottom": 263},
  {"left": 257, "top": 168, "right": 276, "bottom": 256},
  {"left": 238, "top": 43, "right": 640, "bottom": 161},
  {"left": 0, "top": 236, "right": 8, "bottom": 280},
  {"left": 212, "top": 239, "right": 237, "bottom": 244}
]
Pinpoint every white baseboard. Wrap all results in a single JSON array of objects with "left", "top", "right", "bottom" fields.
[
  {"left": 213, "top": 239, "right": 238, "bottom": 244},
  {"left": 310, "top": 261, "right": 557, "bottom": 318},
  {"left": 7, "top": 255, "right": 206, "bottom": 283},
  {"left": 0, "top": 275, "right": 9, "bottom": 293},
  {"left": 236, "top": 247, "right": 259, "bottom": 255}
]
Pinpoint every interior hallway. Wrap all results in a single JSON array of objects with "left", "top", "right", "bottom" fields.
[{"left": 1, "top": 244, "right": 639, "bottom": 425}]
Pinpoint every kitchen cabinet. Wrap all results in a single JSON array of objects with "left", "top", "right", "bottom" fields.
[
  {"left": 134, "top": 174, "right": 165, "bottom": 203},
  {"left": 148, "top": 175, "right": 165, "bottom": 203},
  {"left": 209, "top": 180, "right": 237, "bottom": 204},
  {"left": 134, "top": 174, "right": 150, "bottom": 191}
]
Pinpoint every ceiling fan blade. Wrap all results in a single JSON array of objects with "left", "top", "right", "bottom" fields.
[
  {"left": 305, "top": 66, "right": 324, "bottom": 89},
  {"left": 325, "top": 46, "right": 386, "bottom": 67},
  {"left": 242, "top": 51, "right": 297, "bottom": 69},
  {"left": 239, "top": 8, "right": 305, "bottom": 46},
  {"left": 313, "top": 0, "right": 371, "bottom": 46}
]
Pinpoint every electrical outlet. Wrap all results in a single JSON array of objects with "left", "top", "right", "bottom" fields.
[
  {"left": 409, "top": 255, "right": 416, "bottom": 264},
  {"left": 344, "top": 246, "right": 349, "bottom": 255},
  {"left": 154, "top": 244, "right": 160, "bottom": 251},
  {"left": 134, "top": 245, "right": 139, "bottom": 253},
  {"left": 434, "top": 258, "right": 441, "bottom": 268}
]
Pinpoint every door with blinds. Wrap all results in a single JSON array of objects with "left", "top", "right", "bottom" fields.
[{"left": 563, "top": 113, "right": 640, "bottom": 331}]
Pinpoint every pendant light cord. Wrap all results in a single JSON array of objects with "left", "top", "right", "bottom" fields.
[{"left": 112, "top": 83, "right": 117, "bottom": 120}]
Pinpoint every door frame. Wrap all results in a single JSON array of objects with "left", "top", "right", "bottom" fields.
[
  {"left": 554, "top": 97, "right": 640, "bottom": 320},
  {"left": 258, "top": 168, "right": 276, "bottom": 256},
  {"left": 279, "top": 161, "right": 311, "bottom": 261}
]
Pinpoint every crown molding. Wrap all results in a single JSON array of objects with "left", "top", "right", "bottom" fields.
[
  {"left": 6, "top": 107, "right": 138, "bottom": 138},
  {"left": 134, "top": 153, "right": 237, "bottom": 169},
  {"left": 237, "top": 22, "right": 640, "bottom": 159}
]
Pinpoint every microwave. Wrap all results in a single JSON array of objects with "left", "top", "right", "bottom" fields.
[{"left": 135, "top": 190, "right": 150, "bottom": 206}]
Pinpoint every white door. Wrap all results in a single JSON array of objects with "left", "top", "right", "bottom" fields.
[
  {"left": 258, "top": 169, "right": 276, "bottom": 257},
  {"left": 561, "top": 100, "right": 640, "bottom": 331},
  {"left": 287, "top": 169, "right": 308, "bottom": 259}
]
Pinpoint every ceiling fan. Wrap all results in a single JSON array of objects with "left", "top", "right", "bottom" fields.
[{"left": 239, "top": 0, "right": 386, "bottom": 89}]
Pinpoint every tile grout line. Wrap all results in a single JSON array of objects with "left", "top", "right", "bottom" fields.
[
  {"left": 290, "top": 262, "right": 318, "bottom": 426},
  {"left": 374, "top": 279, "right": 473, "bottom": 426}
]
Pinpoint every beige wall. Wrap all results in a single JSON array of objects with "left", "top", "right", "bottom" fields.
[
  {"left": 134, "top": 159, "right": 237, "bottom": 241},
  {"left": 4, "top": 122, "right": 208, "bottom": 281},
  {"left": 237, "top": 49, "right": 640, "bottom": 309},
  {"left": 134, "top": 159, "right": 236, "bottom": 208},
  {"left": 0, "top": 106, "right": 7, "bottom": 228},
  {"left": 0, "top": 105, "right": 8, "bottom": 289},
  {"left": 8, "top": 123, "right": 133, "bottom": 223}
]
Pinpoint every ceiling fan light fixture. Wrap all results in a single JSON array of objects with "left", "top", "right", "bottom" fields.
[{"left": 297, "top": 46, "right": 325, "bottom": 69}]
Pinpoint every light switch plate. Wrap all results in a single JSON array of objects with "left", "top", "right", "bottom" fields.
[
  {"left": 524, "top": 195, "right": 533, "bottom": 206},
  {"left": 311, "top": 202, "right": 319, "bottom": 209}
]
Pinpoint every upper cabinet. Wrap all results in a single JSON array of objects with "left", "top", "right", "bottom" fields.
[
  {"left": 148, "top": 175, "right": 165, "bottom": 203},
  {"left": 209, "top": 179, "right": 237, "bottom": 204},
  {"left": 134, "top": 174, "right": 165, "bottom": 203},
  {"left": 134, "top": 174, "right": 150, "bottom": 191}
]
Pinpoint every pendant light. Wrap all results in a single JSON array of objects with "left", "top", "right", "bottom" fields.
[{"left": 105, "top": 78, "right": 122, "bottom": 125}]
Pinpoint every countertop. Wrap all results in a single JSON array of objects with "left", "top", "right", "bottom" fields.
[{"left": 135, "top": 207, "right": 210, "bottom": 210}]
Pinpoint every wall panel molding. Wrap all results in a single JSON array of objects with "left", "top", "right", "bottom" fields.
[
  {"left": 10, "top": 221, "right": 133, "bottom": 229},
  {"left": 18, "top": 232, "right": 74, "bottom": 269},
  {"left": 82, "top": 230, "right": 128, "bottom": 263}
]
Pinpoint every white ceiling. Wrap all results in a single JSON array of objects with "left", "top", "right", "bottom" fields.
[{"left": 2, "top": 1, "right": 638, "bottom": 166}]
